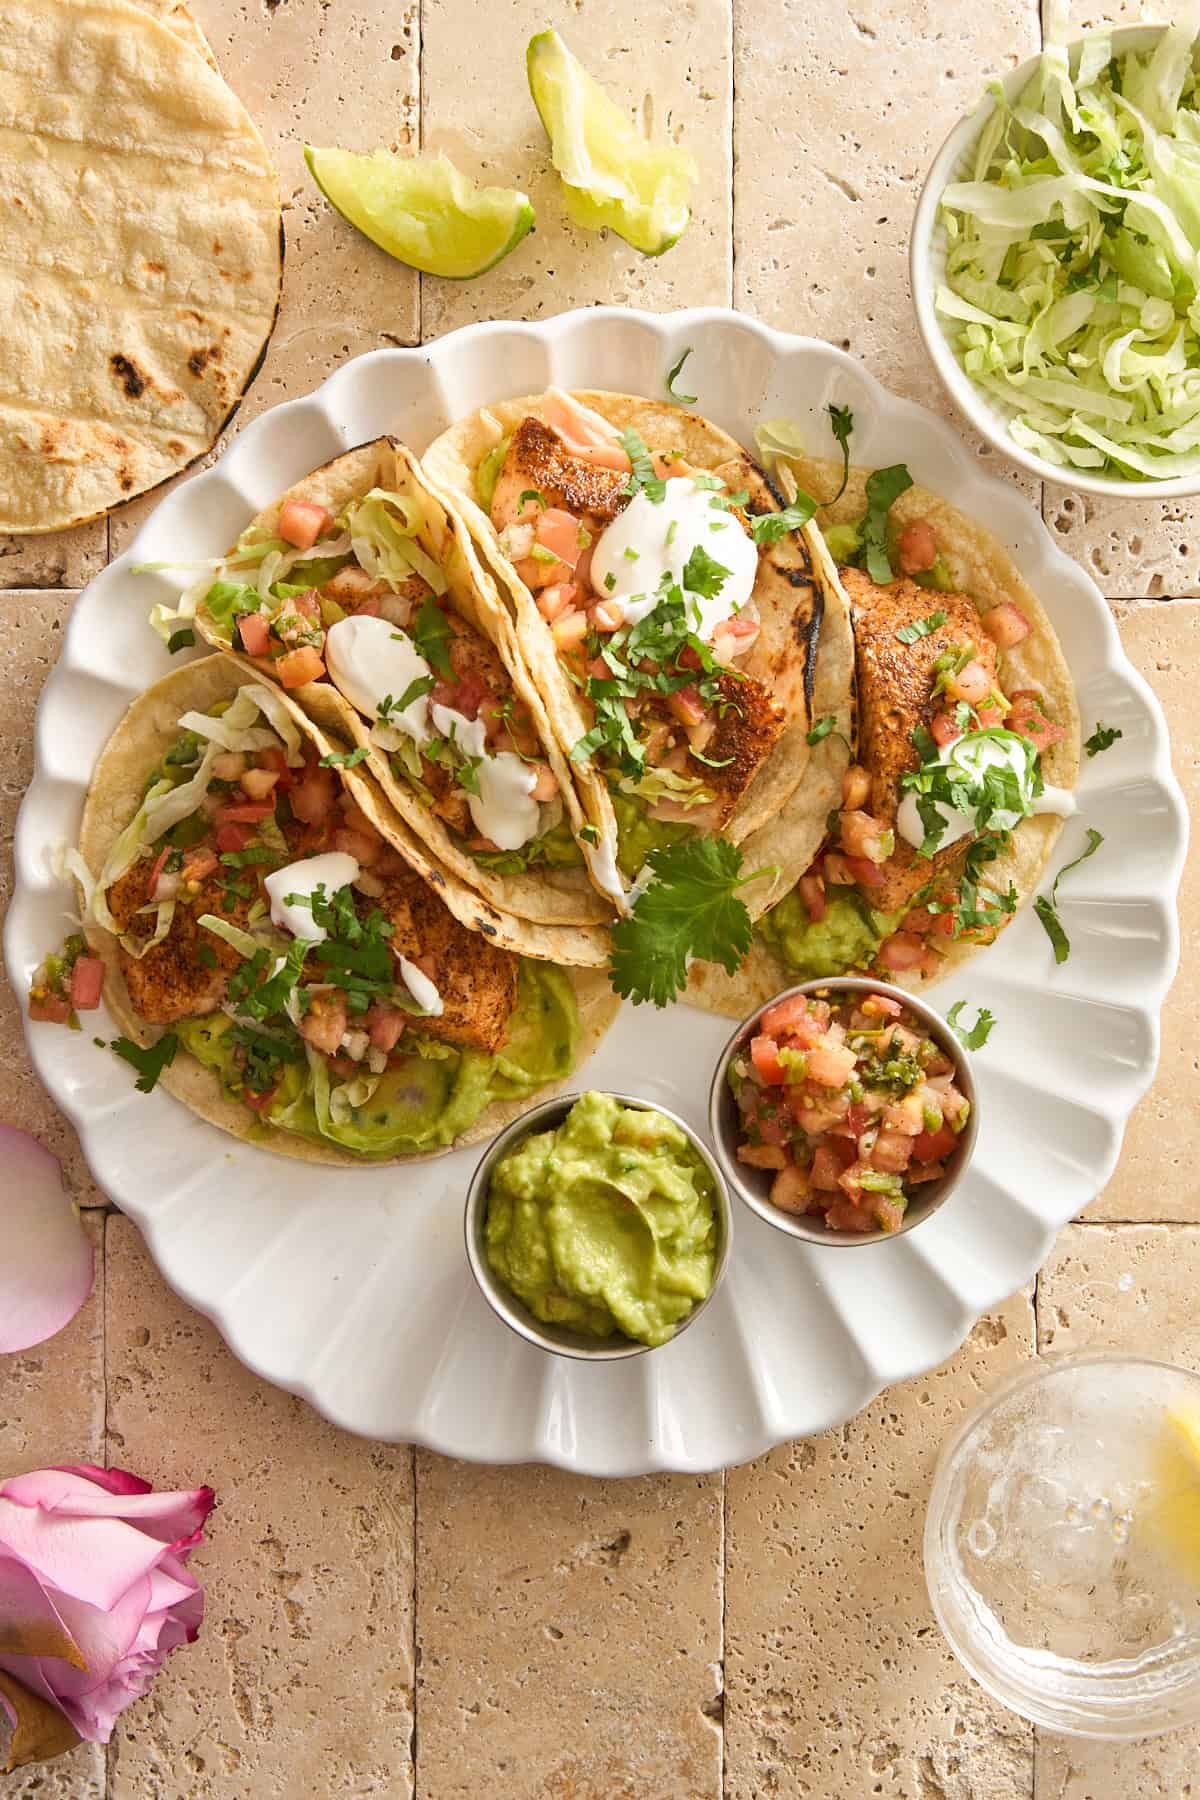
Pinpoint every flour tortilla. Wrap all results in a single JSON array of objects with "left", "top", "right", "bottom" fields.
[
  {"left": 0, "top": 0, "right": 281, "bottom": 533},
  {"left": 685, "top": 456, "right": 1081, "bottom": 1016},
  {"left": 421, "top": 391, "right": 856, "bottom": 922},
  {"left": 77, "top": 656, "right": 619, "bottom": 1165},
  {"left": 197, "top": 438, "right": 614, "bottom": 937}
]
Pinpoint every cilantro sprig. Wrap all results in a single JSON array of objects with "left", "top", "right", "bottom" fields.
[
  {"left": 806, "top": 715, "right": 837, "bottom": 746},
  {"left": 1034, "top": 828, "right": 1104, "bottom": 964},
  {"left": 1085, "top": 723, "right": 1122, "bottom": 757},
  {"left": 665, "top": 348, "right": 698, "bottom": 406},
  {"left": 320, "top": 745, "right": 371, "bottom": 769},
  {"left": 861, "top": 465, "right": 914, "bottom": 584},
  {"left": 896, "top": 610, "right": 947, "bottom": 645},
  {"left": 110, "top": 1033, "right": 179, "bottom": 1093},
  {"left": 410, "top": 597, "right": 455, "bottom": 680},
  {"left": 946, "top": 1000, "right": 996, "bottom": 1051},
  {"left": 608, "top": 838, "right": 765, "bottom": 1007},
  {"left": 750, "top": 494, "right": 817, "bottom": 546},
  {"left": 619, "top": 427, "right": 667, "bottom": 503},
  {"left": 827, "top": 403, "right": 854, "bottom": 502}
]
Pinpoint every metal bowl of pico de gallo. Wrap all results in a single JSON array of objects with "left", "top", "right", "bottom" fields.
[{"left": 709, "top": 977, "right": 979, "bottom": 1246}]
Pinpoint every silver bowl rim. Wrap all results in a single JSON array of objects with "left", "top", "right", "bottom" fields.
[
  {"left": 707, "top": 975, "right": 979, "bottom": 1247},
  {"left": 464, "top": 1088, "right": 734, "bottom": 1361}
]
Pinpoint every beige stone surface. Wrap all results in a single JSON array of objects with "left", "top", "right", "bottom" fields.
[
  {"left": 1034, "top": 1225, "right": 1200, "bottom": 1797},
  {"left": 102, "top": 1217, "right": 416, "bottom": 1799},
  {"left": 108, "top": 0, "right": 421, "bottom": 560},
  {"left": 420, "top": 1, "right": 733, "bottom": 339},
  {"left": 0, "top": 1214, "right": 105, "bottom": 1798},
  {"left": 0, "top": 591, "right": 105, "bottom": 1206},
  {"left": 1086, "top": 604, "right": 1199, "bottom": 1221},
  {"left": 414, "top": 1453, "right": 722, "bottom": 1798},
  {"left": 0, "top": 528, "right": 106, "bottom": 594},
  {"left": 725, "top": 1297, "right": 1036, "bottom": 1800}
]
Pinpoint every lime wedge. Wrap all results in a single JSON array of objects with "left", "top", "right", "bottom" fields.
[
  {"left": 1140, "top": 1401, "right": 1200, "bottom": 1586},
  {"left": 304, "top": 147, "right": 534, "bottom": 280},
  {"left": 526, "top": 30, "right": 696, "bottom": 256}
]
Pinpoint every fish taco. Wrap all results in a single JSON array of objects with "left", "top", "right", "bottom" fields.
[
  {"left": 421, "top": 389, "right": 856, "bottom": 918},
  {"left": 71, "top": 655, "right": 616, "bottom": 1163},
  {"left": 164, "top": 437, "right": 616, "bottom": 938},
  {"left": 685, "top": 449, "right": 1081, "bottom": 1016}
]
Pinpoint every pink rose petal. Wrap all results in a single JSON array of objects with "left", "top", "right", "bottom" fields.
[
  {"left": 0, "top": 1129, "right": 94, "bottom": 1353},
  {"left": 2, "top": 1471, "right": 214, "bottom": 1548},
  {"left": 59, "top": 1467, "right": 151, "bottom": 1499}
]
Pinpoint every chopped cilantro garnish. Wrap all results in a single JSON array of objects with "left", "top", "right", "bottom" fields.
[
  {"left": 110, "top": 1032, "right": 179, "bottom": 1093},
  {"left": 196, "top": 943, "right": 218, "bottom": 970},
  {"left": 861, "top": 464, "right": 913, "bottom": 584},
  {"left": 946, "top": 1000, "right": 995, "bottom": 1051},
  {"left": 410, "top": 597, "right": 454, "bottom": 680},
  {"left": 827, "top": 403, "right": 853, "bottom": 501},
  {"left": 455, "top": 756, "right": 483, "bottom": 797},
  {"left": 604, "top": 571, "right": 617, "bottom": 592},
  {"left": 623, "top": 546, "right": 640, "bottom": 562},
  {"left": 518, "top": 488, "right": 546, "bottom": 510},
  {"left": 219, "top": 846, "right": 277, "bottom": 868},
  {"left": 167, "top": 627, "right": 196, "bottom": 655},
  {"left": 895, "top": 610, "right": 947, "bottom": 645},
  {"left": 1034, "top": 828, "right": 1104, "bottom": 964},
  {"left": 320, "top": 746, "right": 371, "bottom": 769},
  {"left": 665, "top": 347, "right": 698, "bottom": 406},
  {"left": 608, "top": 838, "right": 764, "bottom": 1007},
  {"left": 619, "top": 427, "right": 667, "bottom": 503},
  {"left": 380, "top": 674, "right": 436, "bottom": 722},
  {"left": 1085, "top": 722, "right": 1123, "bottom": 758},
  {"left": 749, "top": 495, "right": 817, "bottom": 546},
  {"left": 681, "top": 544, "right": 730, "bottom": 599},
  {"left": 806, "top": 715, "right": 837, "bottom": 746}
]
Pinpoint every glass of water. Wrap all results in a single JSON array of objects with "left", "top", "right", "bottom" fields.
[{"left": 924, "top": 1350, "right": 1200, "bottom": 1738}]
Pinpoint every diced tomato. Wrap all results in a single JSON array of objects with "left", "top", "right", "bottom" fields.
[
  {"left": 806, "top": 1040, "right": 859, "bottom": 1088},
  {"left": 551, "top": 610, "right": 589, "bottom": 653},
  {"left": 870, "top": 1129, "right": 914, "bottom": 1173},
  {"left": 529, "top": 763, "right": 559, "bottom": 802},
  {"left": 860, "top": 993, "right": 902, "bottom": 1019},
  {"left": 845, "top": 855, "right": 885, "bottom": 889},
  {"left": 829, "top": 1101, "right": 874, "bottom": 1140},
  {"left": 667, "top": 685, "right": 707, "bottom": 728},
  {"left": 290, "top": 761, "right": 337, "bottom": 825},
  {"left": 242, "top": 1084, "right": 277, "bottom": 1113},
  {"left": 737, "top": 1143, "right": 788, "bottom": 1171},
  {"left": 981, "top": 602, "right": 1031, "bottom": 649},
  {"left": 214, "top": 799, "right": 275, "bottom": 825},
  {"left": 538, "top": 583, "right": 576, "bottom": 623},
  {"left": 750, "top": 1034, "right": 788, "bottom": 1086},
  {"left": 912, "top": 1124, "right": 959, "bottom": 1163},
  {"left": 975, "top": 693, "right": 1007, "bottom": 730},
  {"left": 215, "top": 822, "right": 253, "bottom": 853},
  {"left": 907, "top": 1161, "right": 946, "bottom": 1186},
  {"left": 279, "top": 499, "right": 334, "bottom": 550},
  {"left": 365, "top": 1003, "right": 407, "bottom": 1054},
  {"left": 29, "top": 992, "right": 72, "bottom": 1024},
  {"left": 872, "top": 1198, "right": 906, "bottom": 1234},
  {"left": 300, "top": 994, "right": 348, "bottom": 1057},
  {"left": 536, "top": 507, "right": 582, "bottom": 570},
  {"left": 931, "top": 709, "right": 963, "bottom": 749},
  {"left": 181, "top": 847, "right": 218, "bottom": 883},
  {"left": 1007, "top": 690, "right": 1066, "bottom": 753},
  {"left": 897, "top": 519, "right": 938, "bottom": 575},
  {"left": 769, "top": 1164, "right": 813, "bottom": 1215},
  {"left": 275, "top": 645, "right": 325, "bottom": 689},
  {"left": 760, "top": 994, "right": 828, "bottom": 1038},
  {"left": 798, "top": 873, "right": 826, "bottom": 923},
  {"left": 944, "top": 659, "right": 992, "bottom": 706},
  {"left": 589, "top": 601, "right": 625, "bottom": 632},
  {"left": 238, "top": 612, "right": 271, "bottom": 657},
  {"left": 878, "top": 931, "right": 927, "bottom": 972},
  {"left": 840, "top": 809, "right": 890, "bottom": 863},
  {"left": 293, "top": 587, "right": 321, "bottom": 619},
  {"left": 450, "top": 674, "right": 488, "bottom": 720},
  {"left": 810, "top": 1145, "right": 849, "bottom": 1191},
  {"left": 67, "top": 955, "right": 101, "bottom": 1008},
  {"left": 825, "top": 1198, "right": 878, "bottom": 1234},
  {"left": 146, "top": 846, "right": 171, "bottom": 900},
  {"left": 836, "top": 1160, "right": 869, "bottom": 1199},
  {"left": 258, "top": 747, "right": 295, "bottom": 790}
]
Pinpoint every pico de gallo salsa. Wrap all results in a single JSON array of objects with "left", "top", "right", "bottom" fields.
[{"left": 728, "top": 986, "right": 971, "bottom": 1234}]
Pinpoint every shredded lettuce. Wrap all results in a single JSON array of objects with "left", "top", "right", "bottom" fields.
[
  {"left": 196, "top": 915, "right": 265, "bottom": 959},
  {"left": 328, "top": 1069, "right": 382, "bottom": 1123},
  {"left": 341, "top": 490, "right": 448, "bottom": 596},
  {"left": 618, "top": 767, "right": 714, "bottom": 811},
  {"left": 936, "top": 18, "right": 1200, "bottom": 480},
  {"left": 120, "top": 898, "right": 177, "bottom": 960}
]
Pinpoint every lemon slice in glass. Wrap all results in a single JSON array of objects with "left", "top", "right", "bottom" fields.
[
  {"left": 526, "top": 30, "right": 696, "bottom": 256},
  {"left": 304, "top": 147, "right": 534, "bottom": 279},
  {"left": 1140, "top": 1400, "right": 1200, "bottom": 1586}
]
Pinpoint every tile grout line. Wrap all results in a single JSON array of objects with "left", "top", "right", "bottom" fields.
[
  {"left": 723, "top": 4, "right": 735, "bottom": 1788},
  {"left": 410, "top": 1443, "right": 421, "bottom": 1799},
  {"left": 101, "top": 1212, "right": 114, "bottom": 1800}
]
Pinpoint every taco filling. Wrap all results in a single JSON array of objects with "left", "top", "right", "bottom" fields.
[
  {"left": 763, "top": 514, "right": 1076, "bottom": 983},
  {"left": 178, "top": 476, "right": 581, "bottom": 882},
  {"left": 77, "top": 680, "right": 578, "bottom": 1156},
  {"left": 481, "top": 390, "right": 825, "bottom": 877}
]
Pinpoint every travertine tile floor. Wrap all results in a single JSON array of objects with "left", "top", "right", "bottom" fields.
[{"left": 2, "top": 1, "right": 1198, "bottom": 1795}]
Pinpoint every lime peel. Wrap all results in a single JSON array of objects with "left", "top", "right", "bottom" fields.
[
  {"left": 1140, "top": 1400, "right": 1200, "bottom": 1587},
  {"left": 304, "top": 146, "right": 534, "bottom": 280},
  {"left": 526, "top": 30, "right": 696, "bottom": 257}
]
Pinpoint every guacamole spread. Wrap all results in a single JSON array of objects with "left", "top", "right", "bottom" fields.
[
  {"left": 758, "top": 890, "right": 905, "bottom": 981},
  {"left": 609, "top": 789, "right": 690, "bottom": 879},
  {"left": 485, "top": 1090, "right": 720, "bottom": 1346}
]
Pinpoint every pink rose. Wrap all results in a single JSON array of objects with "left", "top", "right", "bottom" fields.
[{"left": 0, "top": 1464, "right": 214, "bottom": 1770}]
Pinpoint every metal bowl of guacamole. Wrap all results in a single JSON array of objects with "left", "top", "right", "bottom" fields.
[
  {"left": 709, "top": 977, "right": 979, "bottom": 1247},
  {"left": 465, "top": 1090, "right": 733, "bottom": 1360}
]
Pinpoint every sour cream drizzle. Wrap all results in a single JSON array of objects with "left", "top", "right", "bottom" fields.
[
  {"left": 398, "top": 957, "right": 444, "bottom": 1017},
  {"left": 896, "top": 730, "right": 1076, "bottom": 853},
  {"left": 590, "top": 480, "right": 757, "bottom": 640},
  {"left": 325, "top": 615, "right": 433, "bottom": 739},
  {"left": 429, "top": 704, "right": 541, "bottom": 852},
  {"left": 264, "top": 852, "right": 360, "bottom": 942}
]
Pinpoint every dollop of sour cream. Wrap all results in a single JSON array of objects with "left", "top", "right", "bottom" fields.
[
  {"left": 398, "top": 956, "right": 444, "bottom": 1017},
  {"left": 590, "top": 480, "right": 757, "bottom": 640},
  {"left": 430, "top": 703, "right": 541, "bottom": 852},
  {"left": 325, "top": 615, "right": 433, "bottom": 739},
  {"left": 897, "top": 730, "right": 1076, "bottom": 853},
  {"left": 264, "top": 852, "right": 360, "bottom": 941}
]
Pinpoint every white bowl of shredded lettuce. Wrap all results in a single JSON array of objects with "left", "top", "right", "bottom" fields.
[{"left": 912, "top": 16, "right": 1200, "bottom": 495}]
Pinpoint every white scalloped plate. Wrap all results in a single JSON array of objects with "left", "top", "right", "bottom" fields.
[{"left": 5, "top": 309, "right": 1188, "bottom": 1475}]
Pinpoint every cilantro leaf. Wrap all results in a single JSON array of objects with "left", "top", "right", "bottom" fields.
[
  {"left": 518, "top": 488, "right": 547, "bottom": 510},
  {"left": 750, "top": 494, "right": 817, "bottom": 546},
  {"left": 410, "top": 597, "right": 454, "bottom": 680},
  {"left": 110, "top": 1032, "right": 179, "bottom": 1093},
  {"left": 320, "top": 745, "right": 371, "bottom": 769},
  {"left": 1085, "top": 722, "right": 1123, "bottom": 757},
  {"left": 619, "top": 427, "right": 667, "bottom": 503},
  {"left": 806, "top": 715, "right": 836, "bottom": 746},
  {"left": 1034, "top": 828, "right": 1104, "bottom": 965},
  {"left": 861, "top": 464, "right": 913, "bottom": 585},
  {"left": 665, "top": 348, "right": 698, "bottom": 406},
  {"left": 827, "top": 403, "right": 854, "bottom": 501},
  {"left": 380, "top": 674, "right": 436, "bottom": 723},
  {"left": 682, "top": 544, "right": 731, "bottom": 599},
  {"left": 947, "top": 1000, "right": 996, "bottom": 1051},
  {"left": 895, "top": 609, "right": 947, "bottom": 645},
  {"left": 167, "top": 627, "right": 195, "bottom": 655},
  {"left": 608, "top": 839, "right": 760, "bottom": 1007},
  {"left": 455, "top": 755, "right": 483, "bottom": 796}
]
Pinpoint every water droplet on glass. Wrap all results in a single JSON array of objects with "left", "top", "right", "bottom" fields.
[
  {"left": 966, "top": 1518, "right": 997, "bottom": 1559},
  {"left": 1117, "top": 1272, "right": 1134, "bottom": 1292},
  {"left": 1091, "top": 1496, "right": 1112, "bottom": 1522}
]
